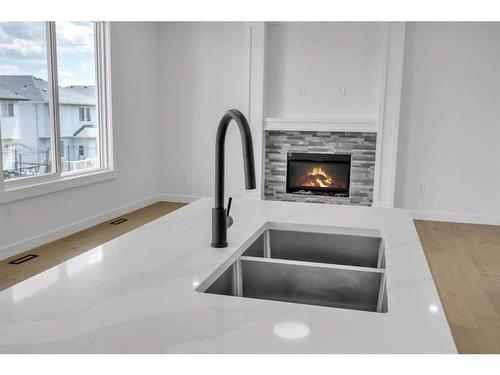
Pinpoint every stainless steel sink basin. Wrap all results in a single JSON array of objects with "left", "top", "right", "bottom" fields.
[
  {"left": 199, "top": 225, "right": 387, "bottom": 313},
  {"left": 243, "top": 229, "right": 384, "bottom": 269}
]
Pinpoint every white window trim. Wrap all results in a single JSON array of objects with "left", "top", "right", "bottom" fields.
[{"left": 0, "top": 21, "right": 115, "bottom": 204}]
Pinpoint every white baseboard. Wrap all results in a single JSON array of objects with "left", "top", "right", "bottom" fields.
[
  {"left": 0, "top": 193, "right": 164, "bottom": 261},
  {"left": 158, "top": 193, "right": 200, "bottom": 204},
  {"left": 412, "top": 210, "right": 500, "bottom": 226}
]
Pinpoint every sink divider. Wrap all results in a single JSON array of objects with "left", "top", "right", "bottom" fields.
[{"left": 239, "top": 255, "right": 386, "bottom": 274}]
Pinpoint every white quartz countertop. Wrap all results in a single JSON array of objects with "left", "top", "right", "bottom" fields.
[{"left": 0, "top": 198, "right": 456, "bottom": 353}]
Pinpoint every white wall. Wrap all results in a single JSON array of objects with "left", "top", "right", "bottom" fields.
[
  {"left": 396, "top": 22, "right": 500, "bottom": 224},
  {"left": 159, "top": 22, "right": 254, "bottom": 201},
  {"left": 0, "top": 22, "right": 163, "bottom": 257},
  {"left": 265, "top": 22, "right": 385, "bottom": 119}
]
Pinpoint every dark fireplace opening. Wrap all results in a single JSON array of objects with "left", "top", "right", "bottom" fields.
[{"left": 286, "top": 152, "right": 351, "bottom": 197}]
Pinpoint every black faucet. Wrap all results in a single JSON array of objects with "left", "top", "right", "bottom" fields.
[{"left": 211, "top": 109, "right": 256, "bottom": 248}]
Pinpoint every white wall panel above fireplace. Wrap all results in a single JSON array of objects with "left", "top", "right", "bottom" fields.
[{"left": 264, "top": 22, "right": 386, "bottom": 120}]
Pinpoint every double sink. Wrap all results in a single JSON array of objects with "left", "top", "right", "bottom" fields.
[{"left": 198, "top": 224, "right": 388, "bottom": 313}]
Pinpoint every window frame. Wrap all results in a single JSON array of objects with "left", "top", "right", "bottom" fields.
[{"left": 0, "top": 21, "right": 115, "bottom": 203}]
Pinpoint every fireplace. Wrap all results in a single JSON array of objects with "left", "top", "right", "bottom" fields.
[{"left": 286, "top": 152, "right": 351, "bottom": 197}]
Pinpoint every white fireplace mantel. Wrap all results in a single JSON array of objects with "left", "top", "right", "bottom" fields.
[{"left": 263, "top": 117, "right": 379, "bottom": 133}]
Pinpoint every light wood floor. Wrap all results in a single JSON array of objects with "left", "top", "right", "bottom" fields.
[
  {"left": 415, "top": 220, "right": 500, "bottom": 353},
  {"left": 0, "top": 201, "right": 185, "bottom": 292},
  {"left": 0, "top": 205, "right": 499, "bottom": 353}
]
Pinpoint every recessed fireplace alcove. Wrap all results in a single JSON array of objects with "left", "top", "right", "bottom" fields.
[{"left": 286, "top": 153, "right": 351, "bottom": 197}]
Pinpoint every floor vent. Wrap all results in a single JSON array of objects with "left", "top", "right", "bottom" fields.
[
  {"left": 110, "top": 218, "right": 128, "bottom": 225},
  {"left": 8, "top": 254, "right": 39, "bottom": 265}
]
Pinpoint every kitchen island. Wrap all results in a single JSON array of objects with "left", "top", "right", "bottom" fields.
[{"left": 0, "top": 198, "right": 456, "bottom": 353}]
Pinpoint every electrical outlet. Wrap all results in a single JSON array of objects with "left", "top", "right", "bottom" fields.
[
  {"left": 340, "top": 88, "right": 346, "bottom": 96},
  {"left": 300, "top": 87, "right": 306, "bottom": 96},
  {"left": 417, "top": 183, "right": 425, "bottom": 194}
]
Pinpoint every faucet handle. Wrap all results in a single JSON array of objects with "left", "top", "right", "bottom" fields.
[
  {"left": 226, "top": 197, "right": 233, "bottom": 229},
  {"left": 226, "top": 197, "right": 232, "bottom": 217}
]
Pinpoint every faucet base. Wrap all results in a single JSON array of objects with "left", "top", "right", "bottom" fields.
[
  {"left": 210, "top": 242, "right": 228, "bottom": 248},
  {"left": 211, "top": 208, "right": 228, "bottom": 248}
]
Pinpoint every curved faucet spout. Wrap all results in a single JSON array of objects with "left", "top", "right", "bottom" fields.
[{"left": 211, "top": 109, "right": 256, "bottom": 247}]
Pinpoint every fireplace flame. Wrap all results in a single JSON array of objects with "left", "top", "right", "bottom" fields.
[{"left": 299, "top": 165, "right": 334, "bottom": 188}]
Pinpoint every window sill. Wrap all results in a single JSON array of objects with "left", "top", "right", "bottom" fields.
[{"left": 0, "top": 169, "right": 118, "bottom": 204}]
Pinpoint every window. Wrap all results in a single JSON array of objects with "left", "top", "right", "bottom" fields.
[
  {"left": 79, "top": 107, "right": 85, "bottom": 122},
  {"left": 1, "top": 103, "right": 14, "bottom": 117},
  {"left": 79, "top": 107, "right": 92, "bottom": 122},
  {"left": 0, "top": 21, "right": 112, "bottom": 192}
]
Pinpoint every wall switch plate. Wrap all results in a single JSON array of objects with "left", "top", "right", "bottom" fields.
[
  {"left": 300, "top": 87, "right": 306, "bottom": 96},
  {"left": 417, "top": 183, "right": 425, "bottom": 194},
  {"left": 340, "top": 88, "right": 346, "bottom": 96}
]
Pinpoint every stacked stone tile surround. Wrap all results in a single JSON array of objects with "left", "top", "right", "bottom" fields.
[{"left": 264, "top": 130, "right": 377, "bottom": 206}]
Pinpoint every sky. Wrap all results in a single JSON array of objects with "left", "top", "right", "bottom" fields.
[{"left": 0, "top": 21, "right": 96, "bottom": 87}]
